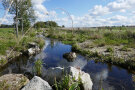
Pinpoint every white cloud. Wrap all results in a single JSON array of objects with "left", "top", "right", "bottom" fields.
[
  {"left": 1, "top": 0, "right": 135, "bottom": 27},
  {"left": 62, "top": 11, "right": 65, "bottom": 15},
  {"left": 32, "top": 0, "right": 48, "bottom": 21},
  {"left": 89, "top": 5, "right": 110, "bottom": 16}
]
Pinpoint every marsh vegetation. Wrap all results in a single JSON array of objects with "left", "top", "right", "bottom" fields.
[{"left": 45, "top": 28, "right": 135, "bottom": 70}]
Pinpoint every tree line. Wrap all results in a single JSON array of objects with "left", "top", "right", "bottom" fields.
[
  {"left": 34, "top": 21, "right": 59, "bottom": 29},
  {"left": 0, "top": 24, "right": 14, "bottom": 28}
]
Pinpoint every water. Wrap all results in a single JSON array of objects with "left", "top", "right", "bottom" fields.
[{"left": 0, "top": 38, "right": 135, "bottom": 90}]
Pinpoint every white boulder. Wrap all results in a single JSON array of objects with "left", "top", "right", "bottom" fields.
[
  {"left": 65, "top": 67, "right": 93, "bottom": 90},
  {"left": 28, "top": 47, "right": 40, "bottom": 55},
  {"left": 22, "top": 76, "right": 52, "bottom": 90}
]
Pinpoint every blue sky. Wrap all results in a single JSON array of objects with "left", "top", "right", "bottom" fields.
[
  {"left": 0, "top": 0, "right": 135, "bottom": 27},
  {"left": 44, "top": 0, "right": 109, "bottom": 16}
]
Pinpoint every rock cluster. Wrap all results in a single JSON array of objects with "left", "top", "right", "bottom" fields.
[
  {"left": 44, "top": 66, "right": 93, "bottom": 90},
  {"left": 22, "top": 66, "right": 93, "bottom": 90}
]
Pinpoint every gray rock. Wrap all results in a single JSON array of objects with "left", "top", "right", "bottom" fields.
[
  {"left": 65, "top": 67, "right": 93, "bottom": 90},
  {"left": 63, "top": 52, "right": 77, "bottom": 61},
  {"left": 0, "top": 74, "right": 29, "bottom": 90},
  {"left": 27, "top": 47, "right": 40, "bottom": 55},
  {"left": 22, "top": 76, "right": 52, "bottom": 90},
  {"left": 44, "top": 66, "right": 93, "bottom": 90}
]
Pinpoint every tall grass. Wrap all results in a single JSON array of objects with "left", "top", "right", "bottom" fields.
[
  {"left": 0, "top": 28, "right": 45, "bottom": 55},
  {"left": 46, "top": 29, "right": 135, "bottom": 48},
  {"left": 34, "top": 59, "right": 43, "bottom": 76},
  {"left": 54, "top": 74, "right": 82, "bottom": 90},
  {"left": 0, "top": 28, "right": 16, "bottom": 55}
]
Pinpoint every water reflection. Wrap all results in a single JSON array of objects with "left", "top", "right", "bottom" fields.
[{"left": 0, "top": 38, "right": 134, "bottom": 90}]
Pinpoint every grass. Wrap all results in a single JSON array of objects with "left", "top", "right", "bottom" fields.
[
  {"left": 34, "top": 59, "right": 43, "bottom": 76},
  {"left": 0, "top": 59, "right": 7, "bottom": 66},
  {"left": 0, "top": 28, "right": 45, "bottom": 67},
  {"left": 45, "top": 29, "right": 135, "bottom": 48},
  {"left": 0, "top": 28, "right": 16, "bottom": 55},
  {"left": 45, "top": 28, "right": 135, "bottom": 70},
  {"left": 54, "top": 74, "right": 82, "bottom": 90},
  {"left": 0, "top": 28, "right": 45, "bottom": 55}
]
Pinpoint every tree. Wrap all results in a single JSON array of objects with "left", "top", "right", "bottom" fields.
[
  {"left": 34, "top": 22, "right": 45, "bottom": 29},
  {"left": 2, "top": 0, "right": 36, "bottom": 31},
  {"left": 34, "top": 21, "right": 59, "bottom": 28},
  {"left": 62, "top": 25, "right": 65, "bottom": 28},
  {"left": 44, "top": 21, "right": 58, "bottom": 28}
]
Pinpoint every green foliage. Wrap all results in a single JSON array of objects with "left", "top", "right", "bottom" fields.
[
  {"left": 35, "top": 38, "right": 45, "bottom": 49},
  {"left": 0, "top": 28, "right": 45, "bottom": 56},
  {"left": 34, "top": 59, "right": 43, "bottom": 76},
  {"left": 2, "top": 0, "right": 36, "bottom": 30},
  {"left": 54, "top": 74, "right": 82, "bottom": 90},
  {"left": 0, "top": 59, "right": 8, "bottom": 66},
  {"left": 34, "top": 21, "right": 59, "bottom": 29},
  {"left": 0, "top": 28, "right": 16, "bottom": 55},
  {"left": 34, "top": 22, "right": 46, "bottom": 29},
  {"left": 45, "top": 21, "right": 59, "bottom": 28}
]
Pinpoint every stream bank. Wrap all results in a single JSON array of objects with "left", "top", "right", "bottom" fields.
[
  {"left": 0, "top": 29, "right": 45, "bottom": 68},
  {"left": 0, "top": 38, "right": 135, "bottom": 90},
  {"left": 45, "top": 29, "right": 135, "bottom": 70}
]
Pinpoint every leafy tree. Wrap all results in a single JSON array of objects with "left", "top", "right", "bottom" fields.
[
  {"left": 2, "top": 0, "right": 36, "bottom": 30},
  {"left": 62, "top": 25, "right": 65, "bottom": 28},
  {"left": 44, "top": 21, "right": 58, "bottom": 28},
  {"left": 34, "top": 22, "right": 45, "bottom": 29},
  {"left": 34, "top": 21, "right": 59, "bottom": 28}
]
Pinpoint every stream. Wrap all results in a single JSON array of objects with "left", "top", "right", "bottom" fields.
[{"left": 0, "top": 38, "right": 135, "bottom": 90}]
